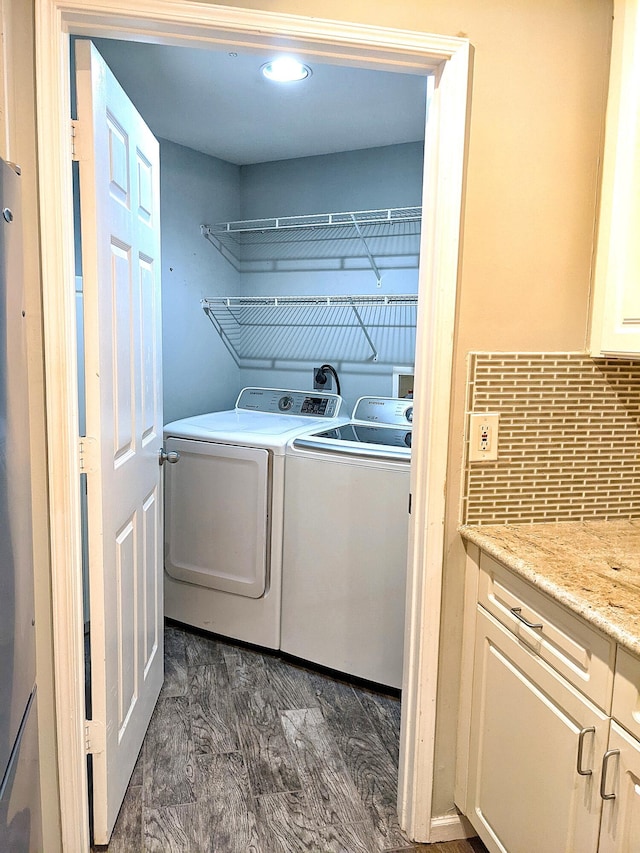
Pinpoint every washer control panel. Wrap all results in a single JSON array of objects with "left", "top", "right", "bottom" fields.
[
  {"left": 236, "top": 387, "right": 342, "bottom": 418},
  {"left": 352, "top": 396, "right": 414, "bottom": 426}
]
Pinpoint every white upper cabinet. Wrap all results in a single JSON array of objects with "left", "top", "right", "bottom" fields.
[{"left": 591, "top": 0, "right": 640, "bottom": 357}]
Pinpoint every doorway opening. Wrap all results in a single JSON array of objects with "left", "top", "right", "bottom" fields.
[
  {"left": 36, "top": 4, "right": 470, "bottom": 849},
  {"left": 74, "top": 32, "right": 429, "bottom": 843}
]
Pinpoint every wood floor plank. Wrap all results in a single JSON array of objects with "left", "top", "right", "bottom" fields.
[
  {"left": 254, "top": 791, "right": 385, "bottom": 853},
  {"left": 308, "top": 672, "right": 408, "bottom": 849},
  {"left": 144, "top": 753, "right": 261, "bottom": 852},
  {"left": 307, "top": 670, "right": 375, "bottom": 734},
  {"left": 261, "top": 654, "right": 321, "bottom": 711},
  {"left": 223, "top": 644, "right": 269, "bottom": 691},
  {"left": 431, "top": 840, "right": 488, "bottom": 852},
  {"left": 387, "top": 841, "right": 486, "bottom": 853},
  {"left": 189, "top": 663, "right": 238, "bottom": 756},
  {"left": 196, "top": 752, "right": 262, "bottom": 852},
  {"left": 184, "top": 629, "right": 227, "bottom": 668},
  {"left": 319, "top": 819, "right": 385, "bottom": 852},
  {"left": 233, "top": 686, "right": 302, "bottom": 796},
  {"left": 281, "top": 707, "right": 368, "bottom": 827},
  {"left": 143, "top": 696, "right": 195, "bottom": 809},
  {"left": 337, "top": 731, "right": 407, "bottom": 849},
  {"left": 160, "top": 626, "right": 188, "bottom": 699},
  {"left": 254, "top": 790, "right": 319, "bottom": 852},
  {"left": 105, "top": 627, "right": 489, "bottom": 853},
  {"left": 99, "top": 785, "right": 142, "bottom": 853},
  {"left": 357, "top": 687, "right": 403, "bottom": 764},
  {"left": 143, "top": 803, "right": 199, "bottom": 852}
]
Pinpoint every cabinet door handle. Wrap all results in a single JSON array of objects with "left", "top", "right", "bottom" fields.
[
  {"left": 510, "top": 607, "right": 543, "bottom": 630},
  {"left": 600, "top": 749, "right": 620, "bottom": 800},
  {"left": 576, "top": 727, "right": 595, "bottom": 776}
]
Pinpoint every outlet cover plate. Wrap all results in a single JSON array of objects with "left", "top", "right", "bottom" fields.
[{"left": 468, "top": 412, "right": 500, "bottom": 462}]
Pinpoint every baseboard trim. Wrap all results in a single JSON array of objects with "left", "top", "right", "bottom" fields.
[{"left": 429, "top": 812, "right": 475, "bottom": 843}]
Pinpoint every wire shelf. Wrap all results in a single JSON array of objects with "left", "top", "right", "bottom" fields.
[
  {"left": 201, "top": 207, "right": 422, "bottom": 284},
  {"left": 201, "top": 294, "right": 418, "bottom": 367}
]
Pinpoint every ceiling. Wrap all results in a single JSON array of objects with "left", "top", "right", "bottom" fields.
[{"left": 91, "top": 38, "right": 429, "bottom": 166}]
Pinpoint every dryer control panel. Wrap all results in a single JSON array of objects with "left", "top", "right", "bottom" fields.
[
  {"left": 236, "top": 387, "right": 343, "bottom": 418},
  {"left": 352, "top": 396, "right": 414, "bottom": 426}
]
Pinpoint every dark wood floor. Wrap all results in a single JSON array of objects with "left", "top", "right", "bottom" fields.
[{"left": 97, "top": 624, "right": 486, "bottom": 852}]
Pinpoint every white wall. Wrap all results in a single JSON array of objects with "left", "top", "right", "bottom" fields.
[{"left": 159, "top": 139, "right": 242, "bottom": 423}]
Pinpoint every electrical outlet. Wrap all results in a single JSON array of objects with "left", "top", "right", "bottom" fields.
[
  {"left": 313, "top": 366, "right": 332, "bottom": 391},
  {"left": 468, "top": 412, "right": 500, "bottom": 462}
]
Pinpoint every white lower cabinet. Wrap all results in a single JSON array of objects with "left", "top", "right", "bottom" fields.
[
  {"left": 460, "top": 552, "right": 640, "bottom": 853},
  {"left": 467, "top": 608, "right": 609, "bottom": 853},
  {"left": 598, "top": 722, "right": 640, "bottom": 853}
]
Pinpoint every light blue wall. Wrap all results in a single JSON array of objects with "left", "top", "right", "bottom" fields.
[
  {"left": 160, "top": 139, "right": 241, "bottom": 423},
  {"left": 239, "top": 142, "right": 424, "bottom": 217},
  {"left": 160, "top": 140, "right": 424, "bottom": 417},
  {"left": 236, "top": 143, "right": 424, "bottom": 411}
]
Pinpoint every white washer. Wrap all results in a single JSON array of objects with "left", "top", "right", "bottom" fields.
[
  {"left": 281, "top": 396, "right": 413, "bottom": 688},
  {"left": 163, "top": 387, "right": 346, "bottom": 648}
]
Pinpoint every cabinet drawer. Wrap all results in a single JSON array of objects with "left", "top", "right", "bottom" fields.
[
  {"left": 479, "top": 552, "right": 615, "bottom": 710},
  {"left": 466, "top": 607, "right": 609, "bottom": 853},
  {"left": 612, "top": 647, "right": 640, "bottom": 741}
]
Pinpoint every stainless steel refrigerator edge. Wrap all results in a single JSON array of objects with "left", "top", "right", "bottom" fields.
[{"left": 0, "top": 158, "right": 42, "bottom": 852}]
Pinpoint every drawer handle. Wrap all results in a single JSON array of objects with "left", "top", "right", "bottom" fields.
[
  {"left": 600, "top": 749, "right": 620, "bottom": 800},
  {"left": 510, "top": 607, "right": 543, "bottom": 630},
  {"left": 576, "top": 727, "right": 595, "bottom": 776}
]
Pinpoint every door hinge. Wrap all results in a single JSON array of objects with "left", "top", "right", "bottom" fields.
[
  {"left": 78, "top": 436, "right": 98, "bottom": 473},
  {"left": 84, "top": 719, "right": 105, "bottom": 755},
  {"left": 71, "top": 119, "right": 80, "bottom": 161}
]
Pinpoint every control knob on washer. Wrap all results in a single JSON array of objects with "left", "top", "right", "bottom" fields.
[
  {"left": 278, "top": 395, "right": 294, "bottom": 411},
  {"left": 405, "top": 406, "right": 413, "bottom": 423}
]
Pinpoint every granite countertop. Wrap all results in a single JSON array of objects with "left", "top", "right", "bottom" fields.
[{"left": 459, "top": 520, "right": 640, "bottom": 657}]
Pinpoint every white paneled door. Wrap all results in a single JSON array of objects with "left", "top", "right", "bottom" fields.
[{"left": 75, "top": 39, "right": 164, "bottom": 844}]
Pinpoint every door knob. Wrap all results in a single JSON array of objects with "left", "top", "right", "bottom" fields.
[{"left": 159, "top": 448, "right": 180, "bottom": 466}]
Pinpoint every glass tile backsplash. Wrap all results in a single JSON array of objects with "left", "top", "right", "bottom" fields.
[{"left": 462, "top": 353, "right": 640, "bottom": 525}]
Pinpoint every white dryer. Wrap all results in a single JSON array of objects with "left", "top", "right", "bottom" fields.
[
  {"left": 281, "top": 396, "right": 413, "bottom": 688},
  {"left": 163, "top": 388, "right": 346, "bottom": 648}
]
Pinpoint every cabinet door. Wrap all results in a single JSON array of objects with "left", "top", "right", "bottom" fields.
[
  {"left": 466, "top": 607, "right": 609, "bottom": 853},
  {"left": 590, "top": 0, "right": 640, "bottom": 357},
  {"left": 598, "top": 721, "right": 640, "bottom": 853}
]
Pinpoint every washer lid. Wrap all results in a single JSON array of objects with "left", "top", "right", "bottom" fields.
[
  {"left": 292, "top": 422, "right": 412, "bottom": 461},
  {"left": 163, "top": 407, "right": 349, "bottom": 451}
]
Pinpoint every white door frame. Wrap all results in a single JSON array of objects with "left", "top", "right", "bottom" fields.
[{"left": 34, "top": 2, "right": 471, "bottom": 849}]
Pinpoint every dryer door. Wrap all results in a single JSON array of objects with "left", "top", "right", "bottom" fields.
[{"left": 164, "top": 438, "right": 269, "bottom": 598}]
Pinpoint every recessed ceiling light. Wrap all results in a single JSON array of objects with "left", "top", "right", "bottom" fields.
[{"left": 261, "top": 57, "right": 311, "bottom": 83}]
